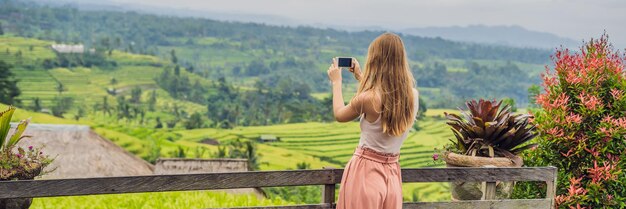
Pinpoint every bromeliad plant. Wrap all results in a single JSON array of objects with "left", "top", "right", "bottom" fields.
[
  {"left": 445, "top": 99, "right": 538, "bottom": 159},
  {"left": 0, "top": 106, "right": 51, "bottom": 180}
]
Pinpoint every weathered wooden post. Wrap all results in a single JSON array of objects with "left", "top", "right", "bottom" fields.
[
  {"left": 321, "top": 167, "right": 336, "bottom": 207},
  {"left": 546, "top": 166, "right": 558, "bottom": 209},
  {"left": 481, "top": 165, "right": 497, "bottom": 200}
]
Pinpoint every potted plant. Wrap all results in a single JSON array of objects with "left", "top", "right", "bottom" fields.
[
  {"left": 0, "top": 106, "right": 52, "bottom": 209},
  {"left": 443, "top": 99, "right": 537, "bottom": 200}
]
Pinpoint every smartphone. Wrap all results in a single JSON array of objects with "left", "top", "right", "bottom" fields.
[{"left": 337, "top": 57, "right": 352, "bottom": 68}]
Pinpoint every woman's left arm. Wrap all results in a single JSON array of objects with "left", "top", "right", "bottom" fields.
[{"left": 328, "top": 58, "right": 361, "bottom": 122}]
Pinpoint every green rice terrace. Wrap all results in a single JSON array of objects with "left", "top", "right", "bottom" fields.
[{"left": 1, "top": 35, "right": 458, "bottom": 207}]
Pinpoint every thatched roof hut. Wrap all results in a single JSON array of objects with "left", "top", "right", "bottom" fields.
[
  {"left": 155, "top": 158, "right": 265, "bottom": 198},
  {"left": 16, "top": 124, "right": 154, "bottom": 179}
]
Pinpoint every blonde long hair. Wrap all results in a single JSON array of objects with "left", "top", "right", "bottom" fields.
[{"left": 356, "top": 32, "right": 416, "bottom": 136}]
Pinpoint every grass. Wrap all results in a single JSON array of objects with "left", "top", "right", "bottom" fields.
[{"left": 31, "top": 191, "right": 292, "bottom": 209}]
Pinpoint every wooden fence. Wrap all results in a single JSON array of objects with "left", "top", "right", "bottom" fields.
[{"left": 0, "top": 167, "right": 557, "bottom": 209}]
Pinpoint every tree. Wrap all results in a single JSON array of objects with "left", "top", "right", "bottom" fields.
[
  {"left": 296, "top": 161, "right": 311, "bottom": 170},
  {"left": 51, "top": 97, "right": 74, "bottom": 117},
  {"left": 170, "top": 49, "right": 178, "bottom": 64},
  {"left": 148, "top": 90, "right": 157, "bottom": 111},
  {"left": 170, "top": 146, "right": 186, "bottom": 158},
  {"left": 0, "top": 61, "right": 21, "bottom": 105},
  {"left": 116, "top": 95, "right": 131, "bottom": 121},
  {"left": 101, "top": 96, "right": 111, "bottom": 115},
  {"left": 145, "top": 139, "right": 161, "bottom": 164},
  {"left": 184, "top": 112, "right": 204, "bottom": 129},
  {"left": 154, "top": 117, "right": 163, "bottom": 129},
  {"left": 56, "top": 82, "right": 66, "bottom": 95},
  {"left": 0, "top": 23, "right": 4, "bottom": 35},
  {"left": 114, "top": 37, "right": 122, "bottom": 50},
  {"left": 30, "top": 97, "right": 41, "bottom": 112},
  {"left": 74, "top": 105, "right": 86, "bottom": 121},
  {"left": 110, "top": 77, "right": 118, "bottom": 86},
  {"left": 501, "top": 97, "right": 517, "bottom": 112},
  {"left": 174, "top": 65, "right": 180, "bottom": 76},
  {"left": 129, "top": 86, "right": 142, "bottom": 104},
  {"left": 527, "top": 84, "right": 541, "bottom": 108}
]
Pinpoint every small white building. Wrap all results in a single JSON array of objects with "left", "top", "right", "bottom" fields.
[{"left": 51, "top": 44, "right": 85, "bottom": 53}]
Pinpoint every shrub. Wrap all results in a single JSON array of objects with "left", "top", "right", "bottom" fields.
[{"left": 515, "top": 35, "right": 626, "bottom": 208}]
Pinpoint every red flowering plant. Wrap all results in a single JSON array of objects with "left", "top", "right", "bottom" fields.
[{"left": 513, "top": 34, "right": 626, "bottom": 208}]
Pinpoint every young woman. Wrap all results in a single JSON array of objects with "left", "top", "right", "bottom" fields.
[{"left": 327, "top": 32, "right": 419, "bottom": 209}]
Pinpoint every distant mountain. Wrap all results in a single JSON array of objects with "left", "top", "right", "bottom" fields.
[
  {"left": 31, "top": 0, "right": 578, "bottom": 50},
  {"left": 400, "top": 25, "right": 580, "bottom": 49}
]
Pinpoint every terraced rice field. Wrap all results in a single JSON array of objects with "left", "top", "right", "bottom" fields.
[
  {"left": 2, "top": 36, "right": 459, "bottom": 202},
  {"left": 173, "top": 113, "right": 455, "bottom": 201}
]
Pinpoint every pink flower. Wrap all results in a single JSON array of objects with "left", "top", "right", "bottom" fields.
[
  {"left": 16, "top": 153, "right": 22, "bottom": 158},
  {"left": 432, "top": 153, "right": 439, "bottom": 161},
  {"left": 28, "top": 146, "right": 33, "bottom": 150}
]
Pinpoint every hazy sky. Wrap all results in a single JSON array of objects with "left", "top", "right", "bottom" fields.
[{"left": 112, "top": 0, "right": 626, "bottom": 48}]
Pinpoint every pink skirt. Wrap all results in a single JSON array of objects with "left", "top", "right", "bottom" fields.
[{"left": 336, "top": 146, "right": 402, "bottom": 209}]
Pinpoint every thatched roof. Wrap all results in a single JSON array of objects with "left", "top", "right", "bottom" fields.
[{"left": 15, "top": 124, "right": 154, "bottom": 179}]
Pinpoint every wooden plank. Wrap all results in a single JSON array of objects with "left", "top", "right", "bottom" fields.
[
  {"left": 0, "top": 167, "right": 557, "bottom": 199},
  {"left": 481, "top": 165, "right": 497, "bottom": 200},
  {"left": 0, "top": 170, "right": 335, "bottom": 199},
  {"left": 404, "top": 199, "right": 552, "bottom": 209},
  {"left": 216, "top": 199, "right": 552, "bottom": 209},
  {"left": 482, "top": 182, "right": 497, "bottom": 200},
  {"left": 545, "top": 167, "right": 558, "bottom": 209},
  {"left": 321, "top": 167, "right": 336, "bottom": 204},
  {"left": 321, "top": 184, "right": 335, "bottom": 204},
  {"left": 400, "top": 167, "right": 557, "bottom": 182},
  {"left": 215, "top": 204, "right": 333, "bottom": 209}
]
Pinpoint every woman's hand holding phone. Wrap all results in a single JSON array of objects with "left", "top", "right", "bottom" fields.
[{"left": 349, "top": 58, "right": 362, "bottom": 81}]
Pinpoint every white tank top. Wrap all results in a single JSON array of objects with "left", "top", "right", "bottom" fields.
[{"left": 358, "top": 89, "right": 419, "bottom": 154}]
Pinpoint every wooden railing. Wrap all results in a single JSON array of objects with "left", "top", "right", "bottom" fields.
[{"left": 0, "top": 167, "right": 557, "bottom": 209}]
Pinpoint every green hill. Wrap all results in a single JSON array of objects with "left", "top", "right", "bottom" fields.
[
  {"left": 1, "top": 33, "right": 461, "bottom": 204},
  {"left": 0, "top": 0, "right": 549, "bottom": 108},
  {"left": 0, "top": 1, "right": 544, "bottom": 203}
]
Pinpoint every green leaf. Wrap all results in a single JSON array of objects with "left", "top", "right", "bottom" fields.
[
  {"left": 7, "top": 118, "right": 30, "bottom": 148},
  {"left": 0, "top": 106, "right": 16, "bottom": 150}
]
